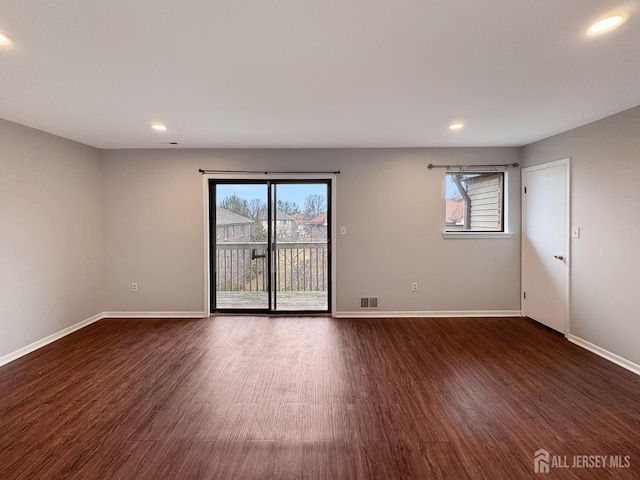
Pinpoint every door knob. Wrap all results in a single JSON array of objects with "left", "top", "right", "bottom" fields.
[{"left": 554, "top": 255, "right": 564, "bottom": 260}]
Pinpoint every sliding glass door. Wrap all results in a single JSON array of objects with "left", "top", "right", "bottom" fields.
[
  {"left": 210, "top": 180, "right": 330, "bottom": 313},
  {"left": 213, "top": 182, "right": 270, "bottom": 310},
  {"left": 272, "top": 183, "right": 329, "bottom": 311}
]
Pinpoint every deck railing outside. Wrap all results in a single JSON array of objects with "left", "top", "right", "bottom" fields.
[{"left": 216, "top": 242, "right": 328, "bottom": 293}]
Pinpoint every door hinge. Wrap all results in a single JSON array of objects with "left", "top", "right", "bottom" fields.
[
  {"left": 523, "top": 291, "right": 526, "bottom": 299},
  {"left": 524, "top": 186, "right": 527, "bottom": 194}
]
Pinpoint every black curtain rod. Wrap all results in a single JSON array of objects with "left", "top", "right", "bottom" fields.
[
  {"left": 199, "top": 169, "right": 340, "bottom": 175},
  {"left": 427, "top": 163, "right": 519, "bottom": 170}
]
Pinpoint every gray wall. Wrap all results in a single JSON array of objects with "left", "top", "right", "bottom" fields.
[
  {"left": 0, "top": 119, "right": 104, "bottom": 359},
  {"left": 5, "top": 104, "right": 638, "bottom": 368},
  {"left": 522, "top": 105, "right": 640, "bottom": 365},
  {"left": 101, "top": 148, "right": 521, "bottom": 314}
]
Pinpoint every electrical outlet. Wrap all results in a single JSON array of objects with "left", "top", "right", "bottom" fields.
[
  {"left": 131, "top": 283, "right": 138, "bottom": 292},
  {"left": 411, "top": 282, "right": 418, "bottom": 292}
]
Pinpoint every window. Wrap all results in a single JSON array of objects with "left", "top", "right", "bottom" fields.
[{"left": 445, "top": 172, "right": 504, "bottom": 232}]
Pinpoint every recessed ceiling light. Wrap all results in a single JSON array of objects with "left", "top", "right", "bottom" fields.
[
  {"left": 0, "top": 31, "right": 16, "bottom": 46},
  {"left": 587, "top": 15, "right": 627, "bottom": 35},
  {"left": 449, "top": 122, "right": 465, "bottom": 130},
  {"left": 150, "top": 123, "right": 168, "bottom": 131}
]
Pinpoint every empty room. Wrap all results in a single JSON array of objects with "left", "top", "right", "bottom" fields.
[{"left": 1, "top": 1, "right": 640, "bottom": 479}]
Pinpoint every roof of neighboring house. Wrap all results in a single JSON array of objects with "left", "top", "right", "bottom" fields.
[
  {"left": 309, "top": 212, "right": 327, "bottom": 225},
  {"left": 216, "top": 207, "right": 253, "bottom": 226},
  {"left": 446, "top": 198, "right": 464, "bottom": 224},
  {"left": 292, "top": 213, "right": 304, "bottom": 223},
  {"left": 257, "top": 209, "right": 296, "bottom": 221}
]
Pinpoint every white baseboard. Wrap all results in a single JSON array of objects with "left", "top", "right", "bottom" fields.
[
  {"left": 333, "top": 310, "right": 522, "bottom": 319},
  {"left": 0, "top": 311, "right": 208, "bottom": 368},
  {"left": 0, "top": 312, "right": 105, "bottom": 368},
  {"left": 567, "top": 334, "right": 640, "bottom": 377},
  {"left": 102, "top": 311, "right": 207, "bottom": 319}
]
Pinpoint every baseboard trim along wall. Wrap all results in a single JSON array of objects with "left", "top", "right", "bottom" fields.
[
  {"left": 102, "top": 311, "right": 207, "bottom": 319},
  {"left": 4, "top": 311, "right": 637, "bottom": 379},
  {"left": 333, "top": 310, "right": 522, "bottom": 319},
  {"left": 0, "top": 312, "right": 105, "bottom": 367},
  {"left": 567, "top": 334, "right": 640, "bottom": 377},
  {"left": 0, "top": 311, "right": 208, "bottom": 368}
]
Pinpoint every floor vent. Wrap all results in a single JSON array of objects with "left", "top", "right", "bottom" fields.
[{"left": 360, "top": 296, "right": 379, "bottom": 309}]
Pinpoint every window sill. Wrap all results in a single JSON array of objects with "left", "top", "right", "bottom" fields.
[{"left": 442, "top": 232, "right": 515, "bottom": 240}]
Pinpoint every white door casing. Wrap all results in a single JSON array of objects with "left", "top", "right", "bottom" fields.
[{"left": 522, "top": 159, "right": 570, "bottom": 334}]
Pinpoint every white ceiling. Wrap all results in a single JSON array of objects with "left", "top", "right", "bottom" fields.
[{"left": 1, "top": 1, "right": 639, "bottom": 149}]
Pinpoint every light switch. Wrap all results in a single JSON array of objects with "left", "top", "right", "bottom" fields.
[
  {"left": 572, "top": 227, "right": 580, "bottom": 238},
  {"left": 340, "top": 226, "right": 347, "bottom": 236}
]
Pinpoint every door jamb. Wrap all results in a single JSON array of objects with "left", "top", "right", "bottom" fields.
[{"left": 521, "top": 158, "right": 571, "bottom": 335}]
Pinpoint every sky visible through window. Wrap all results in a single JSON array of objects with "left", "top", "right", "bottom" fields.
[
  {"left": 217, "top": 183, "right": 327, "bottom": 207},
  {"left": 445, "top": 175, "right": 460, "bottom": 199}
]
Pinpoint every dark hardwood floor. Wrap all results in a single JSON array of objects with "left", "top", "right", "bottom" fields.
[{"left": 0, "top": 316, "right": 639, "bottom": 479}]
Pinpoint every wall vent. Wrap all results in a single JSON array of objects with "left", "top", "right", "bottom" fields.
[{"left": 360, "top": 296, "right": 379, "bottom": 309}]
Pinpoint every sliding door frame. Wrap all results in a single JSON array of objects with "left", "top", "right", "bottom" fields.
[
  {"left": 210, "top": 179, "right": 273, "bottom": 313},
  {"left": 203, "top": 173, "right": 337, "bottom": 316}
]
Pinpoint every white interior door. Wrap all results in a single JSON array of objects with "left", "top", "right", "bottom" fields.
[{"left": 522, "top": 159, "right": 569, "bottom": 333}]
